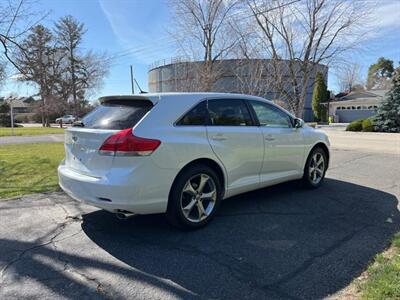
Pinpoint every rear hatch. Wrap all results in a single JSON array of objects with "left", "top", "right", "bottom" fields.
[{"left": 64, "top": 97, "right": 154, "bottom": 177}]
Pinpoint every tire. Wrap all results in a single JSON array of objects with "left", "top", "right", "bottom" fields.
[
  {"left": 166, "top": 164, "right": 222, "bottom": 230},
  {"left": 302, "top": 147, "right": 328, "bottom": 188}
]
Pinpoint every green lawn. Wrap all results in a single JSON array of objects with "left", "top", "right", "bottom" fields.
[
  {"left": 0, "top": 143, "right": 65, "bottom": 199},
  {"left": 361, "top": 232, "right": 400, "bottom": 299},
  {"left": 0, "top": 127, "right": 65, "bottom": 137}
]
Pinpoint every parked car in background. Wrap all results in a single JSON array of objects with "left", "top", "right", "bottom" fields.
[
  {"left": 58, "top": 93, "right": 330, "bottom": 229},
  {"left": 55, "top": 115, "right": 76, "bottom": 124}
]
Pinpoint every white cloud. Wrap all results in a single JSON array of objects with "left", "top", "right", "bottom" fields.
[
  {"left": 369, "top": 1, "right": 400, "bottom": 29},
  {"left": 98, "top": 0, "right": 176, "bottom": 64}
]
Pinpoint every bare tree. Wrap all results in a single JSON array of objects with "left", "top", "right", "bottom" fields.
[
  {"left": 0, "top": 0, "right": 47, "bottom": 73},
  {"left": 336, "top": 62, "right": 364, "bottom": 92},
  {"left": 230, "top": 24, "right": 292, "bottom": 103},
  {"left": 170, "top": 0, "right": 240, "bottom": 91},
  {"left": 247, "top": 0, "right": 370, "bottom": 118},
  {"left": 76, "top": 50, "right": 110, "bottom": 101}
]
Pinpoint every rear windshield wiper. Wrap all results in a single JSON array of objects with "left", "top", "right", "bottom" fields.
[{"left": 72, "top": 120, "right": 85, "bottom": 127}]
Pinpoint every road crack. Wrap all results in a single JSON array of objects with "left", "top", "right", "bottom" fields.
[
  {"left": 264, "top": 224, "right": 370, "bottom": 291},
  {"left": 0, "top": 217, "right": 82, "bottom": 283},
  {"left": 51, "top": 239, "right": 113, "bottom": 299}
]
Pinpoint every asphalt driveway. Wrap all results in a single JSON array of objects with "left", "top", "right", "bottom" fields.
[{"left": 0, "top": 136, "right": 399, "bottom": 299}]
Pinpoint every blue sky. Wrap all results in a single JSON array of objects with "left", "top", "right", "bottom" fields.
[{"left": 2, "top": 0, "right": 400, "bottom": 99}]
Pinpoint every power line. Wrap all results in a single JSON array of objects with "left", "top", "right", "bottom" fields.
[
  {"left": 104, "top": 1, "right": 302, "bottom": 66},
  {"left": 104, "top": 36, "right": 174, "bottom": 63}
]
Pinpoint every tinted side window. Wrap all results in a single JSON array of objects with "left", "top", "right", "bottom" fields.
[
  {"left": 177, "top": 101, "right": 207, "bottom": 125},
  {"left": 79, "top": 100, "right": 153, "bottom": 129},
  {"left": 249, "top": 100, "right": 292, "bottom": 128},
  {"left": 208, "top": 99, "right": 253, "bottom": 126}
]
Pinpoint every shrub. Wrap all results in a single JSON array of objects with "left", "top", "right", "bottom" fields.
[
  {"left": 346, "top": 119, "right": 364, "bottom": 131},
  {"left": 0, "top": 102, "right": 10, "bottom": 114},
  {"left": 362, "top": 118, "right": 375, "bottom": 132},
  {"left": 14, "top": 114, "right": 31, "bottom": 123},
  {"left": 0, "top": 113, "right": 11, "bottom": 127}
]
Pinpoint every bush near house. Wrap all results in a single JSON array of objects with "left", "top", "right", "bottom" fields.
[
  {"left": 346, "top": 118, "right": 376, "bottom": 132},
  {"left": 0, "top": 113, "right": 11, "bottom": 127},
  {"left": 14, "top": 113, "right": 36, "bottom": 123},
  {"left": 362, "top": 118, "right": 375, "bottom": 132},
  {"left": 346, "top": 119, "right": 364, "bottom": 131}
]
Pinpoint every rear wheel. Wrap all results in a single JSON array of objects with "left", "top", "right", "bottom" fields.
[
  {"left": 302, "top": 147, "right": 327, "bottom": 188},
  {"left": 166, "top": 164, "right": 222, "bottom": 229}
]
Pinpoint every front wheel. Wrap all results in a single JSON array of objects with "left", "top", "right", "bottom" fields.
[
  {"left": 166, "top": 164, "right": 222, "bottom": 230},
  {"left": 302, "top": 147, "right": 328, "bottom": 188}
]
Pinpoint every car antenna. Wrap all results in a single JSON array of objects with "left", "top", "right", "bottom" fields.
[{"left": 134, "top": 78, "right": 147, "bottom": 94}]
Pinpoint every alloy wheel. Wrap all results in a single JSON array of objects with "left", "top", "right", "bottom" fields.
[
  {"left": 180, "top": 173, "right": 217, "bottom": 223},
  {"left": 309, "top": 152, "right": 325, "bottom": 185}
]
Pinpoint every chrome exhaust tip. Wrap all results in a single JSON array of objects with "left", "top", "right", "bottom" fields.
[{"left": 115, "top": 210, "right": 135, "bottom": 220}]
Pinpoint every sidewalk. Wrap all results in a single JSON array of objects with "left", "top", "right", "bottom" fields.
[{"left": 0, "top": 134, "right": 64, "bottom": 145}]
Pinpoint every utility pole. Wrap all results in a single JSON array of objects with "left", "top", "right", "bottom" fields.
[
  {"left": 10, "top": 99, "right": 14, "bottom": 136},
  {"left": 130, "top": 65, "right": 135, "bottom": 94}
]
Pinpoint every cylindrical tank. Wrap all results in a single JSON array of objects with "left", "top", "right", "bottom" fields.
[{"left": 148, "top": 58, "right": 328, "bottom": 121}]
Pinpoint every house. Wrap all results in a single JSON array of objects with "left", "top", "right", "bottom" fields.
[
  {"left": 328, "top": 90, "right": 387, "bottom": 123},
  {"left": 4, "top": 96, "right": 35, "bottom": 113}
]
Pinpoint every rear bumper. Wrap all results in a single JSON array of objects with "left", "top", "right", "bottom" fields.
[{"left": 58, "top": 162, "right": 178, "bottom": 215}]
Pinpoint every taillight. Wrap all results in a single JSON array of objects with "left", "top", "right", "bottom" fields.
[{"left": 99, "top": 128, "right": 161, "bottom": 156}]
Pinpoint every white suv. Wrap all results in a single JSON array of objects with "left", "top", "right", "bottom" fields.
[
  {"left": 58, "top": 93, "right": 330, "bottom": 229},
  {"left": 55, "top": 115, "right": 76, "bottom": 124}
]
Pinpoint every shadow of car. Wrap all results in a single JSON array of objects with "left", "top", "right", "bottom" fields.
[{"left": 79, "top": 179, "right": 399, "bottom": 299}]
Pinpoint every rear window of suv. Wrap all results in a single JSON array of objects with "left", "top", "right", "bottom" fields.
[{"left": 78, "top": 100, "right": 153, "bottom": 129}]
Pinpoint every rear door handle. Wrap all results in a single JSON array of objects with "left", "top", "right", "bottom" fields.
[
  {"left": 265, "top": 135, "right": 275, "bottom": 141},
  {"left": 211, "top": 134, "right": 227, "bottom": 141}
]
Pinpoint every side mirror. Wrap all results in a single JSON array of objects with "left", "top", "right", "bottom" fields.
[{"left": 294, "top": 118, "right": 304, "bottom": 128}]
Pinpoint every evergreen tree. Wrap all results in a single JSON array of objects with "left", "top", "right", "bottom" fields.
[
  {"left": 374, "top": 72, "right": 400, "bottom": 132},
  {"left": 15, "top": 25, "right": 60, "bottom": 126},
  {"left": 367, "top": 57, "right": 394, "bottom": 90},
  {"left": 54, "top": 16, "right": 109, "bottom": 117},
  {"left": 311, "top": 72, "right": 328, "bottom": 122},
  {"left": 54, "top": 15, "right": 85, "bottom": 116}
]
